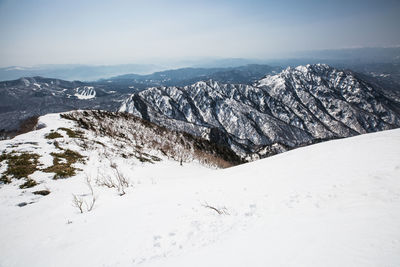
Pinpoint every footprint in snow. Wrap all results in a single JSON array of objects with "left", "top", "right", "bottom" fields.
[
  {"left": 153, "top": 235, "right": 162, "bottom": 241},
  {"left": 245, "top": 204, "right": 257, "bottom": 216}
]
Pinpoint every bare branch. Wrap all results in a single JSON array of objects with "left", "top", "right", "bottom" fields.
[
  {"left": 202, "top": 202, "right": 229, "bottom": 215},
  {"left": 72, "top": 194, "right": 84, "bottom": 213},
  {"left": 96, "top": 172, "right": 117, "bottom": 188},
  {"left": 85, "top": 195, "right": 97, "bottom": 212},
  {"left": 85, "top": 173, "right": 94, "bottom": 195}
]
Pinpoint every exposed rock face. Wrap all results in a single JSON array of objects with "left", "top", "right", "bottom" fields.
[{"left": 120, "top": 64, "right": 400, "bottom": 159}]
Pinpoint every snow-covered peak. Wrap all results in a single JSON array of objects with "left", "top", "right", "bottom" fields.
[
  {"left": 292, "top": 63, "right": 329, "bottom": 73},
  {"left": 271, "top": 64, "right": 331, "bottom": 77},
  {"left": 194, "top": 80, "right": 207, "bottom": 87},
  {"left": 294, "top": 65, "right": 309, "bottom": 73}
]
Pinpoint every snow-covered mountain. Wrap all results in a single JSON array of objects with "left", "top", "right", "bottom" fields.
[
  {"left": 2, "top": 64, "right": 400, "bottom": 159},
  {"left": 1, "top": 112, "right": 399, "bottom": 267},
  {"left": 120, "top": 64, "right": 400, "bottom": 159},
  {"left": 107, "top": 64, "right": 282, "bottom": 87},
  {"left": 74, "top": 86, "right": 96, "bottom": 99},
  {"left": 0, "top": 77, "right": 123, "bottom": 136},
  {"left": 0, "top": 64, "right": 281, "bottom": 137}
]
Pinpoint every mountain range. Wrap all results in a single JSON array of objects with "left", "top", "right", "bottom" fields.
[
  {"left": 0, "top": 64, "right": 282, "bottom": 135},
  {"left": 1, "top": 63, "right": 400, "bottom": 160},
  {"left": 119, "top": 64, "right": 400, "bottom": 159}
]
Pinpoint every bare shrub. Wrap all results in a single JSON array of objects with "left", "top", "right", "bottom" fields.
[
  {"left": 85, "top": 195, "right": 96, "bottom": 212},
  {"left": 96, "top": 172, "right": 117, "bottom": 188},
  {"left": 96, "top": 161, "right": 130, "bottom": 196},
  {"left": 85, "top": 173, "right": 94, "bottom": 195},
  {"left": 84, "top": 174, "right": 97, "bottom": 211},
  {"left": 72, "top": 174, "right": 97, "bottom": 214},
  {"left": 110, "top": 162, "right": 130, "bottom": 195},
  {"left": 202, "top": 202, "right": 229, "bottom": 215},
  {"left": 72, "top": 194, "right": 84, "bottom": 213},
  {"left": 16, "top": 116, "right": 39, "bottom": 136}
]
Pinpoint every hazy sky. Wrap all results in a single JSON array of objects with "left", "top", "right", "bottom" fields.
[{"left": 0, "top": 0, "right": 399, "bottom": 66}]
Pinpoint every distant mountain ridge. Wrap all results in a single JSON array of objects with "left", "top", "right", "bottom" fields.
[
  {"left": 0, "top": 64, "right": 164, "bottom": 82},
  {"left": 120, "top": 64, "right": 400, "bottom": 159},
  {"left": 2, "top": 47, "right": 399, "bottom": 81},
  {"left": 102, "top": 64, "right": 282, "bottom": 87}
]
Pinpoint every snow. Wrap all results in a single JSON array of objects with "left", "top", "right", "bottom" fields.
[
  {"left": 6, "top": 66, "right": 26, "bottom": 71},
  {"left": 255, "top": 74, "right": 285, "bottom": 91},
  {"left": 0, "top": 114, "right": 400, "bottom": 267},
  {"left": 21, "top": 78, "right": 30, "bottom": 86},
  {"left": 33, "top": 83, "right": 42, "bottom": 89},
  {"left": 74, "top": 86, "right": 96, "bottom": 99},
  {"left": 295, "top": 65, "right": 308, "bottom": 73}
]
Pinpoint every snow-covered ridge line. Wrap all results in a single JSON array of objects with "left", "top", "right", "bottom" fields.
[
  {"left": 120, "top": 64, "right": 400, "bottom": 159},
  {"left": 0, "top": 110, "right": 242, "bottom": 189}
]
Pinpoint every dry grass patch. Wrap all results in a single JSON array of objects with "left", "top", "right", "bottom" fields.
[
  {"left": 45, "top": 131, "right": 63, "bottom": 139},
  {"left": 0, "top": 151, "right": 40, "bottom": 185},
  {"left": 43, "top": 149, "right": 85, "bottom": 179},
  {"left": 58, "top": 127, "right": 84, "bottom": 138},
  {"left": 20, "top": 178, "right": 38, "bottom": 189}
]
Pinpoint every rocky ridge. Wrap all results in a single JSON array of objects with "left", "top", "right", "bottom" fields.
[{"left": 119, "top": 64, "right": 400, "bottom": 159}]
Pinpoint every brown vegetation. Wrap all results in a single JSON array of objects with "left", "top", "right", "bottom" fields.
[
  {"left": 43, "top": 149, "right": 85, "bottom": 179},
  {"left": 58, "top": 127, "right": 84, "bottom": 138},
  {"left": 0, "top": 151, "right": 40, "bottom": 186},
  {"left": 45, "top": 131, "right": 63, "bottom": 139}
]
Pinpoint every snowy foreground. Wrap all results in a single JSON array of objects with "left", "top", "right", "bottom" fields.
[{"left": 1, "top": 116, "right": 400, "bottom": 267}]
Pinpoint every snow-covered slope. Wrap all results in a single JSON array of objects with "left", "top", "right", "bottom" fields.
[
  {"left": 0, "top": 114, "right": 399, "bottom": 267},
  {"left": 120, "top": 64, "right": 400, "bottom": 159},
  {"left": 74, "top": 86, "right": 96, "bottom": 99}
]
